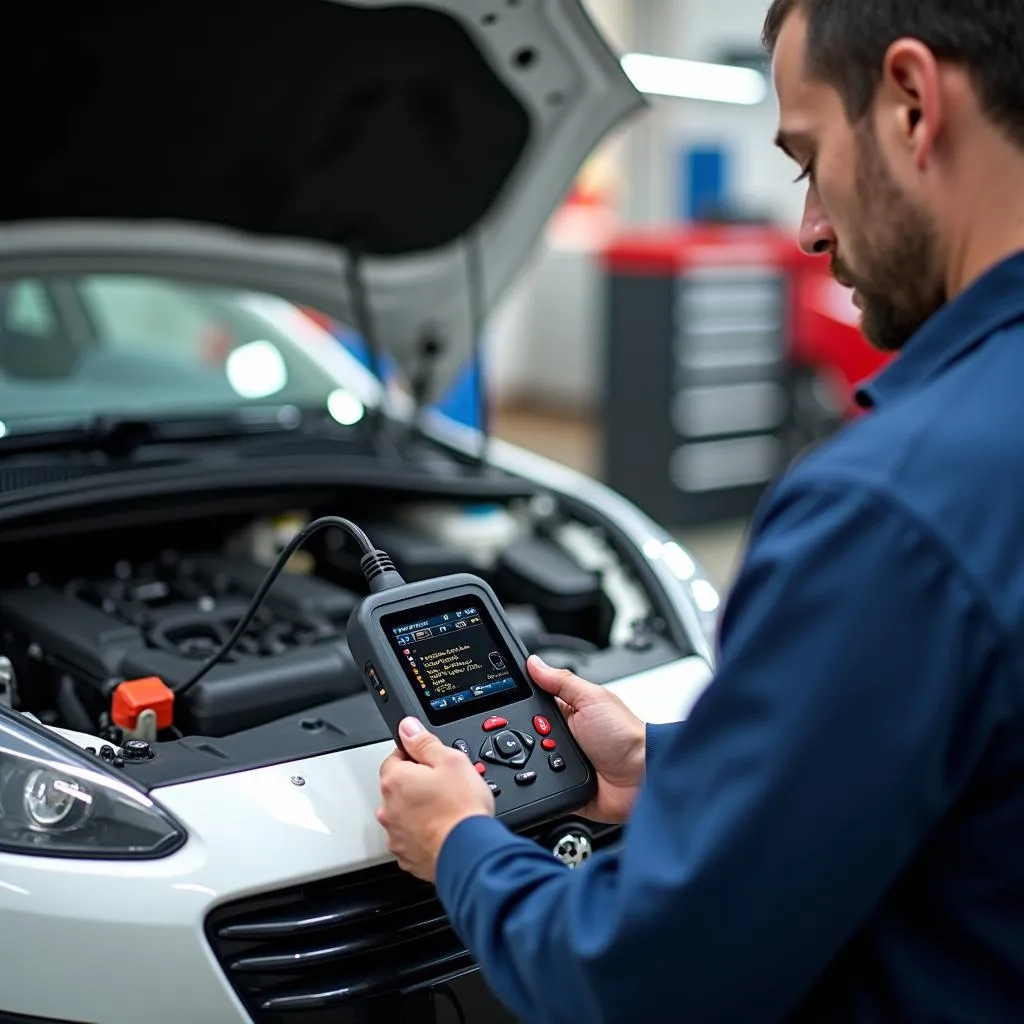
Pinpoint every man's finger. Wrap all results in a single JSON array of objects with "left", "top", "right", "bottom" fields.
[
  {"left": 528, "top": 655, "right": 597, "bottom": 709},
  {"left": 379, "top": 747, "right": 407, "bottom": 777},
  {"left": 398, "top": 717, "right": 449, "bottom": 766}
]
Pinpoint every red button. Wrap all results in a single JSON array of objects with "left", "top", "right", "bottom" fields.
[
  {"left": 475, "top": 762, "right": 486, "bottom": 774},
  {"left": 532, "top": 715, "right": 551, "bottom": 736},
  {"left": 541, "top": 738, "right": 556, "bottom": 751},
  {"left": 482, "top": 716, "right": 508, "bottom": 732}
]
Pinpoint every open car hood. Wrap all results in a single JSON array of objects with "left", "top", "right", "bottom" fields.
[{"left": 0, "top": 0, "right": 643, "bottom": 402}]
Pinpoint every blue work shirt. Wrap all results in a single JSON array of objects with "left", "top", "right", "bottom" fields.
[{"left": 435, "top": 249, "right": 1024, "bottom": 1022}]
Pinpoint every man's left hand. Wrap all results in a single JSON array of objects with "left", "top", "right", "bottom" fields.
[{"left": 377, "top": 717, "right": 496, "bottom": 881}]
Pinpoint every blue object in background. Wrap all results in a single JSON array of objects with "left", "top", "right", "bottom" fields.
[
  {"left": 435, "top": 359, "right": 482, "bottom": 429},
  {"left": 677, "top": 145, "right": 729, "bottom": 221},
  {"left": 334, "top": 326, "right": 369, "bottom": 368},
  {"left": 333, "top": 326, "right": 482, "bottom": 429}
]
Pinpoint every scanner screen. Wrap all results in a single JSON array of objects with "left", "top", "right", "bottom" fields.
[{"left": 382, "top": 596, "right": 531, "bottom": 724}]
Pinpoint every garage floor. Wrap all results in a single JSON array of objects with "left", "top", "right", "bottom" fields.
[{"left": 492, "top": 406, "right": 750, "bottom": 592}]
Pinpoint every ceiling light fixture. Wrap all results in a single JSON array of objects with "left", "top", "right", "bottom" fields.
[{"left": 621, "top": 52, "right": 767, "bottom": 106}]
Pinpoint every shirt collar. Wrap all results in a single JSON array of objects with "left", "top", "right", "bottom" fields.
[{"left": 855, "top": 249, "right": 1024, "bottom": 410}]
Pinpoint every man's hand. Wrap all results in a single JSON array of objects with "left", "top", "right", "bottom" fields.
[
  {"left": 529, "top": 655, "right": 647, "bottom": 824},
  {"left": 377, "top": 718, "right": 495, "bottom": 882}
]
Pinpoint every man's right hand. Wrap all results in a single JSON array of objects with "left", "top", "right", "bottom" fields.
[{"left": 528, "top": 655, "right": 647, "bottom": 824}]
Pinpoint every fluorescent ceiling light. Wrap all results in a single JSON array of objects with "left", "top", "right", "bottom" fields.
[{"left": 621, "top": 52, "right": 767, "bottom": 106}]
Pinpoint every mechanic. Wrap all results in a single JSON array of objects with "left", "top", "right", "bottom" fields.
[{"left": 376, "top": 1, "right": 1024, "bottom": 1019}]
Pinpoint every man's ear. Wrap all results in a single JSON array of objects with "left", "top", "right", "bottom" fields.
[{"left": 879, "top": 38, "right": 943, "bottom": 169}]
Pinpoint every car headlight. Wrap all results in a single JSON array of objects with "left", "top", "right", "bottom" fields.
[{"left": 0, "top": 710, "right": 185, "bottom": 858}]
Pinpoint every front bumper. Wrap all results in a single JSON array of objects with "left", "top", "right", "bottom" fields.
[{"left": 0, "top": 657, "right": 712, "bottom": 1024}]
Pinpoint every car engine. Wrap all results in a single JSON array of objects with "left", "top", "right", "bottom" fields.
[
  {"left": 0, "top": 498, "right": 682, "bottom": 774},
  {"left": 0, "top": 551, "right": 362, "bottom": 738}
]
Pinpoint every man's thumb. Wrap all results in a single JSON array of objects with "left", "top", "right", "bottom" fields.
[
  {"left": 528, "top": 655, "right": 591, "bottom": 707},
  {"left": 398, "top": 717, "right": 445, "bottom": 764}
]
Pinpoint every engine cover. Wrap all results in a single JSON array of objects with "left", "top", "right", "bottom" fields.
[{"left": 0, "top": 553, "right": 365, "bottom": 736}]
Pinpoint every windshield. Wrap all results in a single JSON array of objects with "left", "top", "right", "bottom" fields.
[{"left": 0, "top": 274, "right": 378, "bottom": 431}]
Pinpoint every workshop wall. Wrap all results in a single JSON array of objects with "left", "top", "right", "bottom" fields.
[{"left": 666, "top": 0, "right": 803, "bottom": 226}]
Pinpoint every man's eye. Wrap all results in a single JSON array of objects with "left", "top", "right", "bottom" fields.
[{"left": 793, "top": 163, "right": 814, "bottom": 184}]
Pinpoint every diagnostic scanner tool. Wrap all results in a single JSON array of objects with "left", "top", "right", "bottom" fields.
[{"left": 347, "top": 573, "right": 596, "bottom": 828}]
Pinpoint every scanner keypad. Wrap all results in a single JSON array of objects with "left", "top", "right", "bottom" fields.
[{"left": 475, "top": 716, "right": 565, "bottom": 785}]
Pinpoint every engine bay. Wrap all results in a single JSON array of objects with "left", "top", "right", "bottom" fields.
[
  {"left": 0, "top": 491, "right": 685, "bottom": 786},
  {"left": 0, "top": 550, "right": 360, "bottom": 738}
]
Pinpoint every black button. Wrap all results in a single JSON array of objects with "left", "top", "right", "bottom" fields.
[
  {"left": 508, "top": 752, "right": 528, "bottom": 769},
  {"left": 479, "top": 740, "right": 504, "bottom": 766},
  {"left": 517, "top": 731, "right": 536, "bottom": 750},
  {"left": 548, "top": 753, "right": 566, "bottom": 773},
  {"left": 495, "top": 731, "right": 523, "bottom": 758},
  {"left": 452, "top": 739, "right": 471, "bottom": 757},
  {"left": 487, "top": 780, "right": 501, "bottom": 796},
  {"left": 514, "top": 770, "right": 538, "bottom": 786}
]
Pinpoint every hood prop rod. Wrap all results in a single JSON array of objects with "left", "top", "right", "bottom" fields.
[
  {"left": 344, "top": 244, "right": 400, "bottom": 462},
  {"left": 465, "top": 230, "right": 490, "bottom": 470}
]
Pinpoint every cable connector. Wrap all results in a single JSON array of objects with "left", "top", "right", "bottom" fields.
[
  {"left": 360, "top": 549, "right": 407, "bottom": 593},
  {"left": 176, "top": 514, "right": 386, "bottom": 698}
]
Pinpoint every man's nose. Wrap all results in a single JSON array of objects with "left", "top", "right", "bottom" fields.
[{"left": 798, "top": 189, "right": 836, "bottom": 256}]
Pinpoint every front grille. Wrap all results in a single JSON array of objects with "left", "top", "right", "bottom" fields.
[{"left": 207, "top": 820, "right": 621, "bottom": 1023}]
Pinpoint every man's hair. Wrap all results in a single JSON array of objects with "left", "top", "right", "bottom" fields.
[{"left": 762, "top": 0, "right": 1024, "bottom": 146}]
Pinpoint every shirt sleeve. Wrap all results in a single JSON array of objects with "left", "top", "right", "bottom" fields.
[
  {"left": 434, "top": 474, "right": 1012, "bottom": 1024},
  {"left": 644, "top": 721, "right": 677, "bottom": 761}
]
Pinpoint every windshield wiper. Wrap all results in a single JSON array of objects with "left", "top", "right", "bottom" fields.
[{"left": 0, "top": 407, "right": 317, "bottom": 459}]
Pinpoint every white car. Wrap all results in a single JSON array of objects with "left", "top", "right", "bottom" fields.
[{"left": 0, "top": 2, "right": 720, "bottom": 1021}]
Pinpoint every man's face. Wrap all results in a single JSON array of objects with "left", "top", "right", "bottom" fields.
[{"left": 771, "top": 11, "right": 946, "bottom": 351}]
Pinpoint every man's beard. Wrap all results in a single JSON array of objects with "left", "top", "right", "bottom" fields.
[{"left": 833, "top": 124, "right": 946, "bottom": 353}]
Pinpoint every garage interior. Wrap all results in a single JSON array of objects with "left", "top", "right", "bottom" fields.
[{"left": 469, "top": 0, "right": 869, "bottom": 604}]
